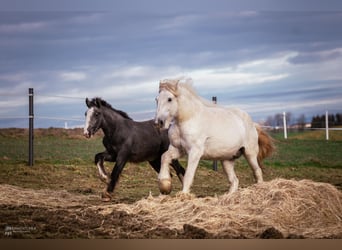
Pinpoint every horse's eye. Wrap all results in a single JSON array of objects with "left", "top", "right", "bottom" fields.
[{"left": 168, "top": 97, "right": 172, "bottom": 102}]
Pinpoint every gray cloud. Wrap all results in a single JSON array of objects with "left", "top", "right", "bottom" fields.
[
  {"left": 0, "top": 9, "right": 342, "bottom": 127},
  {"left": 288, "top": 49, "right": 342, "bottom": 64}
]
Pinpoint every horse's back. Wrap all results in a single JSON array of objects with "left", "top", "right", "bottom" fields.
[
  {"left": 191, "top": 105, "right": 258, "bottom": 158},
  {"left": 133, "top": 119, "right": 167, "bottom": 142},
  {"left": 131, "top": 119, "right": 170, "bottom": 155},
  {"left": 220, "top": 106, "right": 258, "bottom": 142},
  {"left": 203, "top": 106, "right": 249, "bottom": 134}
]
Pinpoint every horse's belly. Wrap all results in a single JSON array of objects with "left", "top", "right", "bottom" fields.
[
  {"left": 201, "top": 136, "right": 243, "bottom": 160},
  {"left": 177, "top": 108, "right": 250, "bottom": 160}
]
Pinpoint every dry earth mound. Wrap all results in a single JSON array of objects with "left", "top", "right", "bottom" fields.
[{"left": 1, "top": 178, "right": 341, "bottom": 238}]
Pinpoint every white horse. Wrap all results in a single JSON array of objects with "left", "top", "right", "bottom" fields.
[{"left": 155, "top": 78, "right": 274, "bottom": 195}]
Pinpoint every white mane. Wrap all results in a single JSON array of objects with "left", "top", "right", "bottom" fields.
[
  {"left": 159, "top": 77, "right": 216, "bottom": 107},
  {"left": 160, "top": 76, "right": 193, "bottom": 85}
]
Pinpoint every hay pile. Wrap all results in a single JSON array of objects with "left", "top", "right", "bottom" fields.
[
  {"left": 112, "top": 178, "right": 342, "bottom": 238},
  {"left": 1, "top": 178, "right": 341, "bottom": 238}
]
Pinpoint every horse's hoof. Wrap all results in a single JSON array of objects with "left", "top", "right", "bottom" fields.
[
  {"left": 159, "top": 178, "right": 172, "bottom": 195},
  {"left": 101, "top": 191, "right": 112, "bottom": 202}
]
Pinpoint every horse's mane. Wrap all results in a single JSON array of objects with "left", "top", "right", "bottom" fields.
[
  {"left": 89, "top": 97, "right": 133, "bottom": 120},
  {"left": 159, "top": 77, "right": 216, "bottom": 107}
]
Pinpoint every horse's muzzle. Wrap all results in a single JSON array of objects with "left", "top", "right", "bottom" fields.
[
  {"left": 155, "top": 119, "right": 167, "bottom": 130},
  {"left": 83, "top": 130, "right": 92, "bottom": 138},
  {"left": 158, "top": 119, "right": 164, "bottom": 128}
]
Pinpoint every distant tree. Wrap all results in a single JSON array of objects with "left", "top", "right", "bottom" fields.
[
  {"left": 265, "top": 115, "right": 274, "bottom": 127},
  {"left": 297, "top": 114, "right": 306, "bottom": 131},
  {"left": 311, "top": 115, "right": 323, "bottom": 128},
  {"left": 274, "top": 113, "right": 283, "bottom": 127},
  {"left": 321, "top": 115, "right": 325, "bottom": 127},
  {"left": 329, "top": 114, "right": 335, "bottom": 126},
  {"left": 336, "top": 113, "right": 342, "bottom": 126},
  {"left": 310, "top": 116, "right": 315, "bottom": 128},
  {"left": 310, "top": 112, "right": 342, "bottom": 128},
  {"left": 286, "top": 112, "right": 293, "bottom": 125}
]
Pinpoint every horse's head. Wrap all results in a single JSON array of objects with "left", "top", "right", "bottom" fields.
[
  {"left": 84, "top": 98, "right": 103, "bottom": 138},
  {"left": 155, "top": 80, "right": 179, "bottom": 129}
]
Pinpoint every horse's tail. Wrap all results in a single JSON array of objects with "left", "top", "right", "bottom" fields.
[{"left": 256, "top": 125, "right": 275, "bottom": 168}]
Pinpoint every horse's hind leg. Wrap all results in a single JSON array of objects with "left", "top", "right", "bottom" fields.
[
  {"left": 244, "top": 151, "right": 263, "bottom": 183},
  {"left": 221, "top": 160, "right": 239, "bottom": 194}
]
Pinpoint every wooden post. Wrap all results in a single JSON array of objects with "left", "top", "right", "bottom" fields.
[
  {"left": 212, "top": 96, "right": 218, "bottom": 171},
  {"left": 29, "top": 88, "right": 34, "bottom": 166}
]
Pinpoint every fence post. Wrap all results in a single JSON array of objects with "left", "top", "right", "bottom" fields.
[
  {"left": 212, "top": 96, "right": 218, "bottom": 171},
  {"left": 28, "top": 88, "right": 34, "bottom": 166},
  {"left": 283, "top": 111, "right": 287, "bottom": 139},
  {"left": 325, "top": 110, "right": 329, "bottom": 141}
]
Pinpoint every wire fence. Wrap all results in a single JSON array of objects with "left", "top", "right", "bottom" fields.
[
  {"left": 1, "top": 88, "right": 341, "bottom": 131},
  {"left": 0, "top": 88, "right": 341, "bottom": 166},
  {"left": 0, "top": 90, "right": 86, "bottom": 129}
]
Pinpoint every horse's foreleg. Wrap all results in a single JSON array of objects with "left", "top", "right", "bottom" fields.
[
  {"left": 107, "top": 159, "right": 127, "bottom": 192},
  {"left": 148, "top": 159, "right": 161, "bottom": 173},
  {"left": 95, "top": 152, "right": 114, "bottom": 184},
  {"left": 101, "top": 153, "right": 128, "bottom": 202},
  {"left": 221, "top": 160, "right": 239, "bottom": 194},
  {"left": 170, "top": 159, "right": 185, "bottom": 184},
  {"left": 182, "top": 148, "right": 203, "bottom": 194},
  {"left": 158, "top": 146, "right": 181, "bottom": 195}
]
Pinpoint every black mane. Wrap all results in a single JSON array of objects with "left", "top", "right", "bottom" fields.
[{"left": 89, "top": 97, "right": 133, "bottom": 120}]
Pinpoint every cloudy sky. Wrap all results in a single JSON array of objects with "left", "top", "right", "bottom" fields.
[{"left": 1, "top": 1, "right": 342, "bottom": 128}]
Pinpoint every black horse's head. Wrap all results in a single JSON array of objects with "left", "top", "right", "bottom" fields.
[
  {"left": 84, "top": 97, "right": 104, "bottom": 138},
  {"left": 84, "top": 97, "right": 132, "bottom": 138}
]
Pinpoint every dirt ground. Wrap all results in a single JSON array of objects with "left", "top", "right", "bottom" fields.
[
  {"left": 1, "top": 179, "right": 341, "bottom": 239},
  {"left": 0, "top": 185, "right": 218, "bottom": 239}
]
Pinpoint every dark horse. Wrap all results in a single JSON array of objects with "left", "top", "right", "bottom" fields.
[{"left": 84, "top": 97, "right": 185, "bottom": 201}]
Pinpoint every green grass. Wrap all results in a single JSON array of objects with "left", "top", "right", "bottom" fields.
[
  {"left": 0, "top": 133, "right": 103, "bottom": 165},
  {"left": 0, "top": 128, "right": 341, "bottom": 202},
  {"left": 266, "top": 139, "right": 341, "bottom": 168},
  {"left": 271, "top": 129, "right": 342, "bottom": 141}
]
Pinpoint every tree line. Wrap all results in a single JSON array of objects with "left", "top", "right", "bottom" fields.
[
  {"left": 311, "top": 113, "right": 342, "bottom": 128},
  {"left": 264, "top": 112, "right": 342, "bottom": 130}
]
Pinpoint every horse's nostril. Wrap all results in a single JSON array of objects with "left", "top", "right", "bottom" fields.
[{"left": 159, "top": 119, "right": 164, "bottom": 127}]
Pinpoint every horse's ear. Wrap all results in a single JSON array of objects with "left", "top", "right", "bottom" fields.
[
  {"left": 85, "top": 98, "right": 91, "bottom": 108},
  {"left": 94, "top": 98, "right": 101, "bottom": 108},
  {"left": 175, "top": 80, "right": 180, "bottom": 89}
]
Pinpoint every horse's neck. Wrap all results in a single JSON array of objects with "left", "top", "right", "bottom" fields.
[
  {"left": 177, "top": 90, "right": 203, "bottom": 123},
  {"left": 101, "top": 108, "right": 128, "bottom": 135}
]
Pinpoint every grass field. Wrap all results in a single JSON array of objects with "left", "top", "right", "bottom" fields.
[
  {"left": 0, "top": 128, "right": 341, "bottom": 238},
  {"left": 0, "top": 128, "right": 341, "bottom": 202}
]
